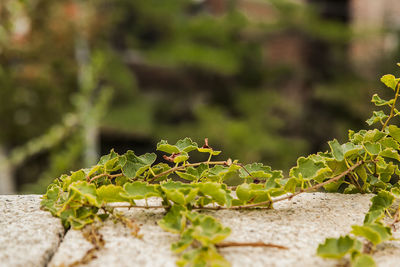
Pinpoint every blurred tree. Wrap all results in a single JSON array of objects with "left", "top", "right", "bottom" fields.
[{"left": 0, "top": 0, "right": 395, "bottom": 193}]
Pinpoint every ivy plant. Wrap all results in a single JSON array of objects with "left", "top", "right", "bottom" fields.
[{"left": 41, "top": 67, "right": 400, "bottom": 266}]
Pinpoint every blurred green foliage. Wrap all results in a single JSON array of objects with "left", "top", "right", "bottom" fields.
[{"left": 0, "top": 0, "right": 397, "bottom": 192}]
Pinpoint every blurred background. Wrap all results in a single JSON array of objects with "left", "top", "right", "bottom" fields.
[{"left": 1, "top": 0, "right": 400, "bottom": 194}]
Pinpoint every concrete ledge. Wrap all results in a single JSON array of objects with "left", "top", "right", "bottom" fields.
[
  {"left": 2, "top": 193, "right": 400, "bottom": 267},
  {"left": 0, "top": 195, "right": 65, "bottom": 267}
]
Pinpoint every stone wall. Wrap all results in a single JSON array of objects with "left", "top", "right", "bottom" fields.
[{"left": 2, "top": 193, "right": 400, "bottom": 266}]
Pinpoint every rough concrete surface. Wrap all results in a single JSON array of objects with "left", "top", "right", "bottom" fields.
[
  {"left": 2, "top": 193, "right": 400, "bottom": 267},
  {"left": 48, "top": 193, "right": 400, "bottom": 267},
  {"left": 0, "top": 195, "right": 65, "bottom": 267}
]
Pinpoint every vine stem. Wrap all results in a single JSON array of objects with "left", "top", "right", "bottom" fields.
[
  {"left": 88, "top": 173, "right": 123, "bottom": 183},
  {"left": 382, "top": 81, "right": 400, "bottom": 131},
  {"left": 88, "top": 159, "right": 259, "bottom": 184},
  {"left": 108, "top": 159, "right": 373, "bottom": 210},
  {"left": 147, "top": 161, "right": 228, "bottom": 183},
  {"left": 107, "top": 204, "right": 272, "bottom": 210},
  {"left": 215, "top": 242, "right": 288, "bottom": 250},
  {"left": 240, "top": 160, "right": 368, "bottom": 209},
  {"left": 87, "top": 161, "right": 229, "bottom": 183}
]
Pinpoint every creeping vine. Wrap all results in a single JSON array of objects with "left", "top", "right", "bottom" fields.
[{"left": 42, "top": 66, "right": 400, "bottom": 267}]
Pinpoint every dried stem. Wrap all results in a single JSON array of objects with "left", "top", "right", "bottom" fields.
[
  {"left": 216, "top": 241, "right": 288, "bottom": 250},
  {"left": 89, "top": 159, "right": 264, "bottom": 184},
  {"left": 108, "top": 204, "right": 272, "bottom": 210},
  {"left": 238, "top": 160, "right": 367, "bottom": 209},
  {"left": 147, "top": 160, "right": 228, "bottom": 183},
  {"left": 105, "top": 160, "right": 374, "bottom": 211}
]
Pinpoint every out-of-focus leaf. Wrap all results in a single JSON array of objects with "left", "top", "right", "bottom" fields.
[
  {"left": 121, "top": 181, "right": 160, "bottom": 199},
  {"left": 120, "top": 151, "right": 156, "bottom": 178},
  {"left": 158, "top": 205, "right": 186, "bottom": 234},
  {"left": 289, "top": 156, "right": 331, "bottom": 182},
  {"left": 381, "top": 74, "right": 399, "bottom": 91},
  {"left": 317, "top": 236, "right": 361, "bottom": 259},
  {"left": 157, "top": 138, "right": 198, "bottom": 154},
  {"left": 351, "top": 223, "right": 392, "bottom": 245}
]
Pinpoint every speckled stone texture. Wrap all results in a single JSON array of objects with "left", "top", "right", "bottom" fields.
[
  {"left": 0, "top": 195, "right": 65, "bottom": 267},
  {"left": 48, "top": 193, "right": 400, "bottom": 267},
  {"left": 3, "top": 193, "right": 400, "bottom": 267}
]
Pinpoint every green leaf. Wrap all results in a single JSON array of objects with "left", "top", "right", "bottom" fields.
[
  {"left": 236, "top": 183, "right": 252, "bottom": 202},
  {"left": 379, "top": 137, "right": 399, "bottom": 150},
  {"left": 381, "top": 74, "right": 399, "bottom": 90},
  {"left": 341, "top": 142, "right": 362, "bottom": 158},
  {"left": 328, "top": 139, "right": 344, "bottom": 161},
  {"left": 363, "top": 210, "right": 384, "bottom": 225},
  {"left": 379, "top": 148, "right": 400, "bottom": 161},
  {"left": 40, "top": 199, "right": 58, "bottom": 215},
  {"left": 363, "top": 142, "right": 381, "bottom": 155},
  {"left": 363, "top": 129, "right": 386, "bottom": 143},
  {"left": 171, "top": 228, "right": 195, "bottom": 253},
  {"left": 158, "top": 205, "right": 187, "bottom": 234},
  {"left": 157, "top": 140, "right": 180, "bottom": 154},
  {"left": 104, "top": 157, "right": 121, "bottom": 172},
  {"left": 44, "top": 184, "right": 61, "bottom": 201},
  {"left": 189, "top": 214, "right": 231, "bottom": 245},
  {"left": 352, "top": 254, "right": 376, "bottom": 267},
  {"left": 366, "top": 111, "right": 388, "bottom": 126},
  {"left": 161, "top": 181, "right": 193, "bottom": 191},
  {"left": 177, "top": 247, "right": 230, "bottom": 267},
  {"left": 59, "top": 209, "right": 76, "bottom": 228},
  {"left": 235, "top": 183, "right": 270, "bottom": 204},
  {"left": 176, "top": 164, "right": 208, "bottom": 181},
  {"left": 157, "top": 138, "right": 198, "bottom": 154},
  {"left": 115, "top": 175, "right": 129, "bottom": 186},
  {"left": 70, "top": 170, "right": 86, "bottom": 182},
  {"left": 368, "top": 191, "right": 394, "bottom": 213},
  {"left": 317, "top": 236, "right": 361, "bottom": 259},
  {"left": 86, "top": 165, "right": 104, "bottom": 180},
  {"left": 198, "top": 182, "right": 231, "bottom": 207},
  {"left": 371, "top": 94, "right": 393, "bottom": 106},
  {"left": 172, "top": 152, "right": 189, "bottom": 164},
  {"left": 120, "top": 151, "right": 157, "bottom": 178},
  {"left": 167, "top": 191, "right": 187, "bottom": 205},
  {"left": 344, "top": 184, "right": 358, "bottom": 194},
  {"left": 97, "top": 185, "right": 127, "bottom": 203},
  {"left": 289, "top": 156, "right": 332, "bottom": 182},
  {"left": 149, "top": 163, "right": 172, "bottom": 181},
  {"left": 389, "top": 125, "right": 400, "bottom": 143},
  {"left": 351, "top": 223, "right": 392, "bottom": 245},
  {"left": 238, "top": 163, "right": 282, "bottom": 180},
  {"left": 208, "top": 164, "right": 240, "bottom": 182},
  {"left": 323, "top": 178, "right": 345, "bottom": 192},
  {"left": 161, "top": 181, "right": 199, "bottom": 206},
  {"left": 376, "top": 160, "right": 397, "bottom": 183},
  {"left": 283, "top": 177, "right": 298, "bottom": 193},
  {"left": 69, "top": 181, "right": 100, "bottom": 207},
  {"left": 197, "top": 147, "right": 221, "bottom": 156},
  {"left": 349, "top": 129, "right": 366, "bottom": 144},
  {"left": 63, "top": 170, "right": 86, "bottom": 189},
  {"left": 391, "top": 187, "right": 400, "bottom": 197},
  {"left": 97, "top": 149, "right": 119, "bottom": 165},
  {"left": 368, "top": 175, "right": 388, "bottom": 190},
  {"left": 122, "top": 181, "right": 160, "bottom": 199}
]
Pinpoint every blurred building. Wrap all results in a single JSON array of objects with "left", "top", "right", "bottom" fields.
[
  {"left": 207, "top": 0, "right": 400, "bottom": 74},
  {"left": 351, "top": 0, "right": 400, "bottom": 74}
]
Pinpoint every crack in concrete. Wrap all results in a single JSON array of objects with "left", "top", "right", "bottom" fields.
[{"left": 45, "top": 228, "right": 69, "bottom": 267}]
